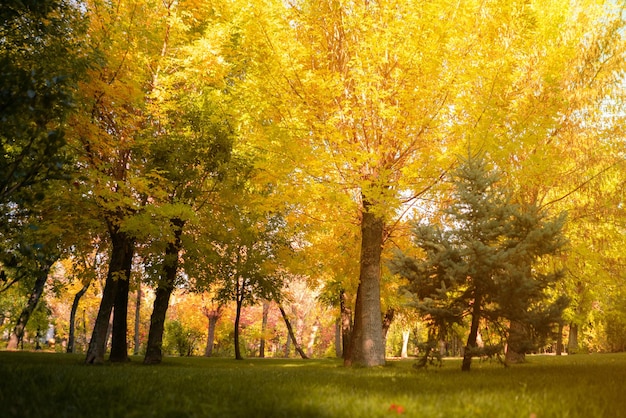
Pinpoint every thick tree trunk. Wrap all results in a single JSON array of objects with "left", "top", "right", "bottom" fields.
[
  {"left": 7, "top": 263, "right": 52, "bottom": 350},
  {"left": 234, "top": 296, "right": 244, "bottom": 360},
  {"left": 279, "top": 305, "right": 308, "bottom": 359},
  {"left": 462, "top": 294, "right": 482, "bottom": 372},
  {"left": 110, "top": 273, "right": 130, "bottom": 362},
  {"left": 505, "top": 320, "right": 528, "bottom": 364},
  {"left": 86, "top": 227, "right": 134, "bottom": 364},
  {"left": 344, "top": 205, "right": 386, "bottom": 367},
  {"left": 144, "top": 218, "right": 184, "bottom": 365},
  {"left": 67, "top": 280, "right": 90, "bottom": 353},
  {"left": 259, "top": 300, "right": 269, "bottom": 358},
  {"left": 340, "top": 289, "right": 352, "bottom": 359}
]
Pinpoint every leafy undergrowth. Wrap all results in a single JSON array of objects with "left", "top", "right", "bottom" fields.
[{"left": 0, "top": 352, "right": 624, "bottom": 418}]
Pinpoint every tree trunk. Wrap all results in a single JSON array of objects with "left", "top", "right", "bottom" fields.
[
  {"left": 234, "top": 295, "right": 244, "bottom": 360},
  {"left": 567, "top": 322, "right": 579, "bottom": 354},
  {"left": 279, "top": 305, "right": 308, "bottom": 359},
  {"left": 340, "top": 289, "right": 352, "bottom": 359},
  {"left": 505, "top": 320, "right": 528, "bottom": 364},
  {"left": 462, "top": 294, "right": 482, "bottom": 372},
  {"left": 204, "top": 310, "right": 220, "bottom": 357},
  {"left": 144, "top": 218, "right": 184, "bottom": 365},
  {"left": 110, "top": 271, "right": 130, "bottom": 362},
  {"left": 259, "top": 300, "right": 269, "bottom": 358},
  {"left": 401, "top": 330, "right": 410, "bottom": 358},
  {"left": 307, "top": 318, "right": 320, "bottom": 358},
  {"left": 344, "top": 204, "right": 386, "bottom": 367},
  {"left": 86, "top": 226, "right": 134, "bottom": 364},
  {"left": 382, "top": 308, "right": 395, "bottom": 355},
  {"left": 67, "top": 280, "right": 90, "bottom": 353},
  {"left": 556, "top": 321, "right": 564, "bottom": 356},
  {"left": 7, "top": 262, "right": 52, "bottom": 350},
  {"left": 133, "top": 283, "right": 141, "bottom": 355},
  {"left": 335, "top": 317, "right": 342, "bottom": 358}
]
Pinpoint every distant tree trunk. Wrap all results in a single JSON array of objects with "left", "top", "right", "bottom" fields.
[
  {"left": 7, "top": 261, "right": 53, "bottom": 350},
  {"left": 462, "top": 294, "right": 482, "bottom": 372},
  {"left": 279, "top": 305, "right": 308, "bottom": 359},
  {"left": 204, "top": 306, "right": 221, "bottom": 357},
  {"left": 340, "top": 289, "right": 352, "bottom": 359},
  {"left": 335, "top": 318, "right": 342, "bottom": 358},
  {"left": 86, "top": 226, "right": 134, "bottom": 364},
  {"left": 234, "top": 291, "right": 244, "bottom": 360},
  {"left": 556, "top": 321, "right": 564, "bottom": 356},
  {"left": 401, "top": 330, "right": 410, "bottom": 358},
  {"left": 345, "top": 203, "right": 386, "bottom": 367},
  {"left": 144, "top": 218, "right": 184, "bottom": 365},
  {"left": 133, "top": 283, "right": 141, "bottom": 355},
  {"left": 567, "top": 322, "right": 579, "bottom": 354},
  {"left": 382, "top": 308, "right": 395, "bottom": 354},
  {"left": 284, "top": 331, "right": 291, "bottom": 357},
  {"left": 259, "top": 300, "right": 270, "bottom": 358},
  {"left": 505, "top": 320, "right": 528, "bottom": 364},
  {"left": 67, "top": 280, "right": 91, "bottom": 353},
  {"left": 307, "top": 318, "right": 320, "bottom": 358}
]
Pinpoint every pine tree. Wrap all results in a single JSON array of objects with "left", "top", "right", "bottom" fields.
[{"left": 390, "top": 154, "right": 568, "bottom": 371}]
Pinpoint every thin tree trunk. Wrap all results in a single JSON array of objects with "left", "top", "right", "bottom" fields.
[
  {"left": 401, "top": 330, "right": 410, "bottom": 358},
  {"left": 7, "top": 263, "right": 52, "bottom": 350},
  {"left": 279, "top": 305, "right": 308, "bottom": 359},
  {"left": 259, "top": 300, "right": 270, "bottom": 358},
  {"left": 462, "top": 294, "right": 482, "bottom": 372},
  {"left": 234, "top": 295, "right": 244, "bottom": 360},
  {"left": 335, "top": 317, "right": 342, "bottom": 358},
  {"left": 307, "top": 318, "right": 320, "bottom": 358},
  {"left": 340, "top": 289, "right": 352, "bottom": 359},
  {"left": 67, "top": 280, "right": 91, "bottom": 353},
  {"left": 133, "top": 282, "right": 141, "bottom": 355},
  {"left": 144, "top": 218, "right": 184, "bottom": 364},
  {"left": 86, "top": 226, "right": 134, "bottom": 364},
  {"left": 344, "top": 203, "right": 386, "bottom": 367},
  {"left": 382, "top": 308, "right": 395, "bottom": 354},
  {"left": 567, "top": 322, "right": 579, "bottom": 354}
]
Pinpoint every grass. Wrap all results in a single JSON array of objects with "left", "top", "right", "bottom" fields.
[{"left": 1, "top": 352, "right": 625, "bottom": 418}]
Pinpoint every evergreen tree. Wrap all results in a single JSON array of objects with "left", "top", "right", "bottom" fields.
[{"left": 390, "top": 154, "right": 568, "bottom": 371}]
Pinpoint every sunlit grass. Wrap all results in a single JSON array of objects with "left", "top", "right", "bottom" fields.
[{"left": 1, "top": 351, "right": 624, "bottom": 417}]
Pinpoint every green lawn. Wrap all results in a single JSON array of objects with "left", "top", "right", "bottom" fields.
[{"left": 0, "top": 351, "right": 624, "bottom": 418}]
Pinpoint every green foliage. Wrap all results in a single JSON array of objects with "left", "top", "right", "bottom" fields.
[
  {"left": 2, "top": 352, "right": 626, "bottom": 417},
  {"left": 0, "top": 0, "right": 86, "bottom": 207},
  {"left": 163, "top": 320, "right": 203, "bottom": 357},
  {"left": 390, "top": 154, "right": 568, "bottom": 357}
]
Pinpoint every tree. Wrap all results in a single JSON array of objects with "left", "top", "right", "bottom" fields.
[{"left": 390, "top": 154, "right": 568, "bottom": 371}]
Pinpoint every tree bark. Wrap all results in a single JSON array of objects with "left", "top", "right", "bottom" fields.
[
  {"left": 344, "top": 204, "right": 386, "bottom": 367},
  {"left": 133, "top": 283, "right": 141, "bottom": 355},
  {"left": 259, "top": 300, "right": 270, "bottom": 358},
  {"left": 7, "top": 262, "right": 53, "bottom": 350},
  {"left": 505, "top": 320, "right": 528, "bottom": 364},
  {"left": 279, "top": 305, "right": 308, "bottom": 359},
  {"left": 567, "top": 322, "right": 579, "bottom": 354},
  {"left": 382, "top": 308, "right": 395, "bottom": 354},
  {"left": 556, "top": 321, "right": 564, "bottom": 356},
  {"left": 67, "top": 280, "right": 91, "bottom": 353},
  {"left": 86, "top": 226, "right": 134, "bottom": 364},
  {"left": 110, "top": 271, "right": 130, "bottom": 362},
  {"left": 204, "top": 308, "right": 220, "bottom": 357},
  {"left": 335, "top": 318, "right": 342, "bottom": 358},
  {"left": 144, "top": 218, "right": 184, "bottom": 364},
  {"left": 234, "top": 293, "right": 244, "bottom": 360},
  {"left": 462, "top": 294, "right": 482, "bottom": 372},
  {"left": 401, "top": 330, "right": 410, "bottom": 358},
  {"left": 340, "top": 289, "right": 352, "bottom": 359}
]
